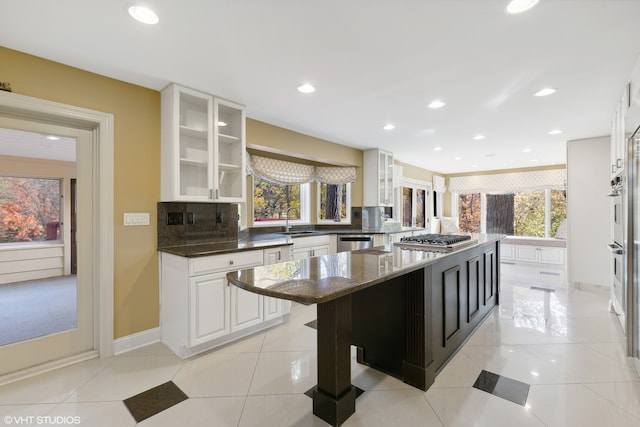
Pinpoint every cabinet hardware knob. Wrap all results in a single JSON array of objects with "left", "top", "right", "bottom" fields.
[{"left": 229, "top": 260, "right": 234, "bottom": 265}]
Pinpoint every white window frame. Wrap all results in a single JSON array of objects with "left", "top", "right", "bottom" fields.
[
  {"left": 252, "top": 177, "right": 311, "bottom": 227},
  {"left": 316, "top": 182, "right": 351, "bottom": 224}
]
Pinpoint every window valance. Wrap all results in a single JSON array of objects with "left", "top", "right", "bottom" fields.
[
  {"left": 315, "top": 166, "right": 357, "bottom": 185},
  {"left": 248, "top": 154, "right": 356, "bottom": 185},
  {"left": 448, "top": 168, "right": 566, "bottom": 194},
  {"left": 432, "top": 175, "right": 446, "bottom": 193}
]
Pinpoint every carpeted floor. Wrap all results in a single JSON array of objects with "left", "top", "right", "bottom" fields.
[{"left": 0, "top": 275, "right": 77, "bottom": 346}]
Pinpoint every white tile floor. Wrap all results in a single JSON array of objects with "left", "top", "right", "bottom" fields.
[{"left": 1, "top": 263, "right": 640, "bottom": 426}]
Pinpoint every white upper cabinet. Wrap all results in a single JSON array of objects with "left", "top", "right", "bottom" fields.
[
  {"left": 363, "top": 149, "right": 394, "bottom": 207},
  {"left": 161, "top": 84, "right": 246, "bottom": 202}
]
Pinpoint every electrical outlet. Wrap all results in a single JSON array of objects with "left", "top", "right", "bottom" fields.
[{"left": 166, "top": 212, "right": 184, "bottom": 225}]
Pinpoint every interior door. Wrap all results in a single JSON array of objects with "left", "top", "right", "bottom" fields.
[{"left": 0, "top": 117, "right": 94, "bottom": 376}]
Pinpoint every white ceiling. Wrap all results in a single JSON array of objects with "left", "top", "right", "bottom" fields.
[
  {"left": 1, "top": 0, "right": 640, "bottom": 174},
  {"left": 0, "top": 128, "right": 76, "bottom": 162}
]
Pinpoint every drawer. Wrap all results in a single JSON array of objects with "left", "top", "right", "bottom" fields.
[
  {"left": 292, "top": 234, "right": 331, "bottom": 248},
  {"left": 190, "top": 250, "right": 263, "bottom": 276}
]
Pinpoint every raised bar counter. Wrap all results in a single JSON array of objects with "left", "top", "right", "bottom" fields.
[{"left": 227, "top": 234, "right": 502, "bottom": 426}]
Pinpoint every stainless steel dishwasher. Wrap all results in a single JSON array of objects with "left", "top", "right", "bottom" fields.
[{"left": 337, "top": 235, "right": 374, "bottom": 252}]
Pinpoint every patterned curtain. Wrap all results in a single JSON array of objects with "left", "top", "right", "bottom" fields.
[
  {"left": 448, "top": 169, "right": 567, "bottom": 194},
  {"left": 248, "top": 154, "right": 315, "bottom": 184},
  {"left": 432, "top": 175, "right": 446, "bottom": 193},
  {"left": 315, "top": 166, "right": 356, "bottom": 185},
  {"left": 248, "top": 154, "right": 356, "bottom": 185}
]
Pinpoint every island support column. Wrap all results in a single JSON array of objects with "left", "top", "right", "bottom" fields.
[{"left": 312, "top": 294, "right": 356, "bottom": 426}]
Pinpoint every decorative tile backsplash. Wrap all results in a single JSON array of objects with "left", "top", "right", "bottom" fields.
[{"left": 157, "top": 202, "right": 238, "bottom": 248}]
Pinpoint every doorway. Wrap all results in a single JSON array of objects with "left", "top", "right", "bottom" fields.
[{"left": 0, "top": 92, "right": 114, "bottom": 379}]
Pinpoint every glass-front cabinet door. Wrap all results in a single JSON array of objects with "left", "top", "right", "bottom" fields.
[
  {"left": 214, "top": 98, "right": 246, "bottom": 201},
  {"left": 377, "top": 150, "right": 394, "bottom": 206},
  {"left": 177, "top": 89, "right": 213, "bottom": 200}
]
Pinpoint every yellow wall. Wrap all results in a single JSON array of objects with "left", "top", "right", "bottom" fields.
[
  {"left": 1, "top": 46, "right": 161, "bottom": 339},
  {"left": 395, "top": 160, "right": 435, "bottom": 182}
]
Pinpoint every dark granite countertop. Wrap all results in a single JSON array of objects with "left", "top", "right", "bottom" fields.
[
  {"left": 226, "top": 234, "right": 503, "bottom": 305},
  {"left": 159, "top": 234, "right": 293, "bottom": 257},
  {"left": 158, "top": 228, "right": 431, "bottom": 258}
]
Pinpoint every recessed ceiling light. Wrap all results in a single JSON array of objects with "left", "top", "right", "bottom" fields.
[
  {"left": 548, "top": 129, "right": 563, "bottom": 135},
  {"left": 46, "top": 135, "right": 60, "bottom": 140},
  {"left": 534, "top": 87, "right": 556, "bottom": 97},
  {"left": 297, "top": 83, "right": 315, "bottom": 94},
  {"left": 454, "top": 157, "right": 462, "bottom": 160},
  {"left": 128, "top": 5, "right": 159, "bottom": 24},
  {"left": 218, "top": 121, "right": 227, "bottom": 127},
  {"left": 434, "top": 146, "right": 443, "bottom": 151},
  {"left": 383, "top": 124, "right": 395, "bottom": 130},
  {"left": 428, "top": 100, "right": 446, "bottom": 109},
  {"left": 523, "top": 148, "right": 532, "bottom": 153},
  {"left": 472, "top": 134, "right": 485, "bottom": 140},
  {"left": 506, "top": 0, "right": 539, "bottom": 15},
  {"left": 471, "top": 164, "right": 478, "bottom": 168},
  {"left": 531, "top": 159, "right": 539, "bottom": 162}
]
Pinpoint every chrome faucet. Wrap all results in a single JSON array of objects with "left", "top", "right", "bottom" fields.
[{"left": 285, "top": 207, "right": 299, "bottom": 232}]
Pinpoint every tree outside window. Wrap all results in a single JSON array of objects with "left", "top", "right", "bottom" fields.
[
  {"left": 514, "top": 192, "right": 545, "bottom": 237},
  {"left": 550, "top": 190, "right": 567, "bottom": 236},
  {"left": 0, "top": 176, "right": 61, "bottom": 243},
  {"left": 318, "top": 183, "right": 350, "bottom": 223},
  {"left": 253, "top": 177, "right": 303, "bottom": 222},
  {"left": 458, "top": 193, "right": 481, "bottom": 233}
]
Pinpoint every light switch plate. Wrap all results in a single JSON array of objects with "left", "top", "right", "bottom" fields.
[{"left": 124, "top": 212, "right": 150, "bottom": 226}]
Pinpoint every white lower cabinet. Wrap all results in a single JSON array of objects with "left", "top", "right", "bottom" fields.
[
  {"left": 230, "top": 285, "right": 263, "bottom": 331},
  {"left": 160, "top": 246, "right": 290, "bottom": 358},
  {"left": 189, "top": 273, "right": 229, "bottom": 345},
  {"left": 514, "top": 245, "right": 564, "bottom": 265},
  {"left": 501, "top": 244, "right": 516, "bottom": 260}
]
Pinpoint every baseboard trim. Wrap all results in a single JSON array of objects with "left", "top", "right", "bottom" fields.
[
  {"left": 114, "top": 327, "right": 161, "bottom": 355},
  {"left": 0, "top": 350, "right": 98, "bottom": 387}
]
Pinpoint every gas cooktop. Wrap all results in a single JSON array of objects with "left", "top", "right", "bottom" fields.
[{"left": 395, "top": 233, "right": 477, "bottom": 251}]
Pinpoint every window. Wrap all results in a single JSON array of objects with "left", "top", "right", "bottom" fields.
[
  {"left": 318, "top": 183, "right": 351, "bottom": 223},
  {"left": 401, "top": 186, "right": 427, "bottom": 228},
  {"left": 514, "top": 191, "right": 545, "bottom": 237},
  {"left": 253, "top": 177, "right": 309, "bottom": 225},
  {"left": 458, "top": 193, "right": 481, "bottom": 233},
  {"left": 550, "top": 190, "right": 567, "bottom": 236},
  {"left": 0, "top": 176, "right": 62, "bottom": 243},
  {"left": 455, "top": 189, "right": 566, "bottom": 237}
]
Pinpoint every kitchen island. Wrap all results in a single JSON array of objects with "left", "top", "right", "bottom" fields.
[{"left": 227, "top": 234, "right": 502, "bottom": 426}]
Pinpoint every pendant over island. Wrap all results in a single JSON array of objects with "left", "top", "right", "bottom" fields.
[{"left": 227, "top": 234, "right": 503, "bottom": 426}]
